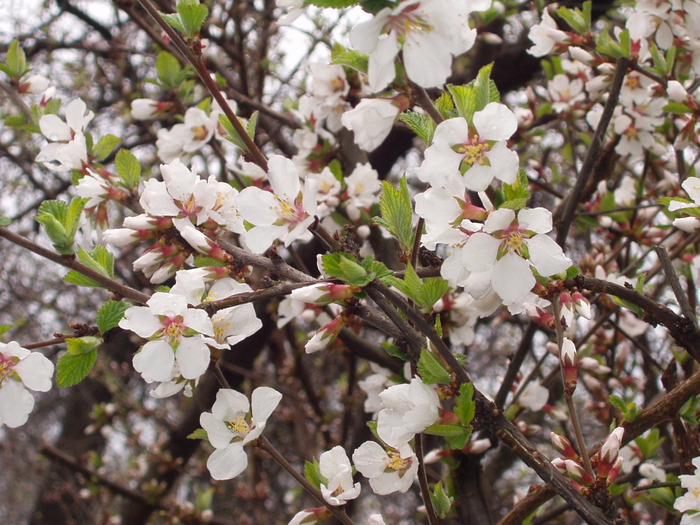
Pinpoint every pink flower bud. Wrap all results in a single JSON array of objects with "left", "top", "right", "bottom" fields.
[
  {"left": 559, "top": 458, "right": 594, "bottom": 486},
  {"left": 597, "top": 427, "right": 624, "bottom": 480},
  {"left": 572, "top": 292, "right": 591, "bottom": 319},
  {"left": 560, "top": 338, "right": 578, "bottom": 392},
  {"left": 551, "top": 432, "right": 580, "bottom": 461}
]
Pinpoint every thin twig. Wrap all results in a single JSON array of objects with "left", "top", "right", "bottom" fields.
[
  {"left": 0, "top": 227, "right": 150, "bottom": 304},
  {"left": 256, "top": 437, "right": 354, "bottom": 525},
  {"left": 654, "top": 245, "right": 698, "bottom": 328},
  {"left": 555, "top": 57, "right": 629, "bottom": 246}
]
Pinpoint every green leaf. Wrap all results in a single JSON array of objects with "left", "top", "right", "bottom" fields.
[
  {"left": 360, "top": 255, "right": 392, "bottom": 280},
  {"left": 447, "top": 84, "right": 477, "bottom": 122},
  {"left": 0, "top": 216, "right": 10, "bottom": 227},
  {"left": 4, "top": 40, "right": 29, "bottom": 78},
  {"left": 218, "top": 114, "right": 251, "bottom": 151},
  {"left": 330, "top": 43, "right": 368, "bottom": 73},
  {"left": 64, "top": 246, "right": 115, "bottom": 288},
  {"left": 399, "top": 111, "right": 435, "bottom": 143},
  {"left": 246, "top": 110, "right": 258, "bottom": 139},
  {"left": 160, "top": 12, "right": 186, "bottom": 35},
  {"left": 618, "top": 29, "right": 631, "bottom": 58},
  {"left": 321, "top": 253, "right": 373, "bottom": 286},
  {"left": 664, "top": 102, "right": 693, "bottom": 114},
  {"left": 156, "top": 51, "right": 182, "bottom": 88},
  {"left": 418, "top": 348, "right": 451, "bottom": 384},
  {"left": 556, "top": 5, "right": 586, "bottom": 33},
  {"left": 0, "top": 325, "right": 13, "bottom": 337},
  {"left": 430, "top": 481, "right": 453, "bottom": 519},
  {"left": 434, "top": 92, "right": 456, "bottom": 119},
  {"left": 424, "top": 423, "right": 468, "bottom": 437},
  {"left": 177, "top": 2, "right": 208, "bottom": 38},
  {"left": 91, "top": 134, "right": 120, "bottom": 162},
  {"left": 35, "top": 198, "right": 86, "bottom": 255},
  {"left": 96, "top": 301, "right": 130, "bottom": 333},
  {"left": 360, "top": 0, "right": 396, "bottom": 14},
  {"left": 375, "top": 177, "right": 414, "bottom": 252},
  {"left": 595, "top": 30, "right": 624, "bottom": 59},
  {"left": 455, "top": 382, "right": 475, "bottom": 426},
  {"left": 473, "top": 63, "right": 498, "bottom": 110},
  {"left": 382, "top": 341, "right": 410, "bottom": 362},
  {"left": 304, "top": 457, "right": 326, "bottom": 488},
  {"left": 115, "top": 149, "right": 141, "bottom": 188},
  {"left": 57, "top": 337, "right": 100, "bottom": 387},
  {"left": 444, "top": 427, "right": 472, "bottom": 450},
  {"left": 680, "top": 396, "right": 699, "bottom": 426},
  {"left": 634, "top": 428, "right": 663, "bottom": 459},
  {"left": 187, "top": 428, "right": 209, "bottom": 440}
]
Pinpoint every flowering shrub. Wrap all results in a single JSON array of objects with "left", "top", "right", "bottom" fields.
[{"left": 2, "top": 0, "right": 700, "bottom": 523}]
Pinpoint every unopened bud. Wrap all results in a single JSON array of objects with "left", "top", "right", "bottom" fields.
[
  {"left": 667, "top": 80, "right": 688, "bottom": 103},
  {"left": 572, "top": 292, "right": 591, "bottom": 319},
  {"left": 597, "top": 427, "right": 624, "bottom": 480},
  {"left": 560, "top": 338, "right": 578, "bottom": 392},
  {"left": 551, "top": 432, "right": 580, "bottom": 461}
]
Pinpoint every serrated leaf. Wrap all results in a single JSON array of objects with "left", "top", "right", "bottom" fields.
[
  {"left": 77, "top": 245, "right": 115, "bottom": 278},
  {"left": 444, "top": 428, "right": 472, "bottom": 450},
  {"left": 434, "top": 92, "right": 455, "bottom": 119},
  {"left": 321, "top": 252, "right": 371, "bottom": 286},
  {"left": 455, "top": 382, "right": 475, "bottom": 427},
  {"left": 360, "top": 255, "right": 392, "bottom": 280},
  {"left": 418, "top": 348, "right": 451, "bottom": 384},
  {"left": 160, "top": 12, "right": 186, "bottom": 35},
  {"left": 399, "top": 111, "right": 435, "bottom": 143},
  {"left": 447, "top": 84, "right": 477, "bottom": 122},
  {"left": 246, "top": 111, "right": 258, "bottom": 139},
  {"left": 57, "top": 337, "right": 100, "bottom": 387},
  {"left": 430, "top": 481, "right": 453, "bottom": 519},
  {"left": 418, "top": 277, "right": 450, "bottom": 312},
  {"left": 92, "top": 134, "right": 120, "bottom": 161},
  {"left": 115, "top": 149, "right": 141, "bottom": 188},
  {"left": 376, "top": 177, "right": 414, "bottom": 252},
  {"left": 187, "top": 428, "right": 209, "bottom": 440},
  {"left": 96, "top": 301, "right": 130, "bottom": 333},
  {"left": 556, "top": 5, "right": 586, "bottom": 33},
  {"left": 304, "top": 458, "right": 325, "bottom": 488},
  {"left": 330, "top": 44, "right": 368, "bottom": 73},
  {"left": 473, "top": 63, "right": 496, "bottom": 110},
  {"left": 36, "top": 199, "right": 78, "bottom": 255},
  {"left": 177, "top": 3, "right": 208, "bottom": 38},
  {"left": 64, "top": 270, "right": 104, "bottom": 288},
  {"left": 218, "top": 114, "right": 250, "bottom": 151}
]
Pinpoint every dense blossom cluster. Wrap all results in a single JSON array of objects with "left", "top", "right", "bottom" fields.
[{"left": 4, "top": 0, "right": 700, "bottom": 522}]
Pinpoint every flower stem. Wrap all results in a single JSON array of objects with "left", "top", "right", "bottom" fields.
[
  {"left": 256, "top": 437, "right": 354, "bottom": 525},
  {"left": 552, "top": 297, "right": 594, "bottom": 478}
]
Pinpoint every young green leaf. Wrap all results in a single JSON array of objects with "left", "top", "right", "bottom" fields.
[
  {"left": 56, "top": 336, "right": 101, "bottom": 387},
  {"left": 417, "top": 348, "right": 451, "bottom": 384},
  {"left": 399, "top": 111, "right": 435, "bottom": 144},
  {"left": 115, "top": 149, "right": 141, "bottom": 188},
  {"left": 430, "top": 481, "right": 454, "bottom": 519},
  {"left": 187, "top": 428, "right": 209, "bottom": 440},
  {"left": 330, "top": 43, "right": 369, "bottom": 73},
  {"left": 96, "top": 300, "right": 130, "bottom": 333},
  {"left": 91, "top": 134, "right": 120, "bottom": 162},
  {"left": 375, "top": 177, "right": 414, "bottom": 252},
  {"left": 177, "top": 1, "right": 209, "bottom": 38},
  {"left": 455, "top": 382, "right": 476, "bottom": 427}
]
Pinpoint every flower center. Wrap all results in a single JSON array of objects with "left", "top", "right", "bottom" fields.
[
  {"left": 273, "top": 195, "right": 306, "bottom": 224},
  {"left": 179, "top": 194, "right": 200, "bottom": 218},
  {"left": 225, "top": 415, "right": 250, "bottom": 438},
  {"left": 384, "top": 450, "right": 409, "bottom": 471},
  {"left": 192, "top": 125, "right": 209, "bottom": 142},
  {"left": 503, "top": 230, "right": 524, "bottom": 253},
  {"left": 0, "top": 355, "right": 17, "bottom": 386},
  {"left": 161, "top": 316, "right": 185, "bottom": 344},
  {"left": 213, "top": 319, "right": 231, "bottom": 343},
  {"left": 455, "top": 135, "right": 489, "bottom": 165},
  {"left": 386, "top": 4, "right": 433, "bottom": 37}
]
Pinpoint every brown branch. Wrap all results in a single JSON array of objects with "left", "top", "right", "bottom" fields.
[
  {"left": 567, "top": 275, "right": 700, "bottom": 362},
  {"left": 0, "top": 227, "right": 150, "bottom": 304}
]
